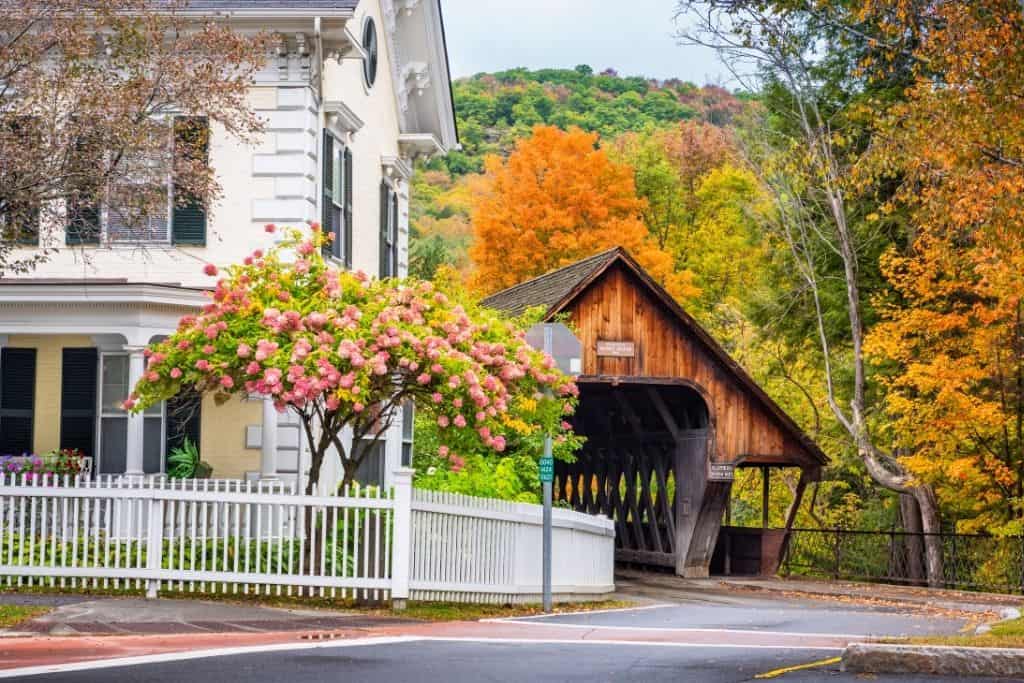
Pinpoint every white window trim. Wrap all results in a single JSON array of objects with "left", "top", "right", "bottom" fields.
[
  {"left": 322, "top": 129, "right": 351, "bottom": 268},
  {"left": 95, "top": 352, "right": 167, "bottom": 475}
]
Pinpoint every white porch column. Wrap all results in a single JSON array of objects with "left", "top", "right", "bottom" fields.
[
  {"left": 124, "top": 346, "right": 147, "bottom": 477},
  {"left": 260, "top": 396, "right": 278, "bottom": 479}
]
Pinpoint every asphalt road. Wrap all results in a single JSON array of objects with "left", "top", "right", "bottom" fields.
[
  {"left": 1, "top": 639, "right": 1013, "bottom": 683},
  {"left": 504, "top": 598, "right": 967, "bottom": 637},
  {"left": 0, "top": 588, "right": 987, "bottom": 682}
]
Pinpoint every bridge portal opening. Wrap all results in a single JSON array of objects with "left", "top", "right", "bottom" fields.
[{"left": 555, "top": 379, "right": 715, "bottom": 573}]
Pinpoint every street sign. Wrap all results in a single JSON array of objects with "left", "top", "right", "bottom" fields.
[
  {"left": 707, "top": 462, "right": 735, "bottom": 482},
  {"left": 526, "top": 322, "right": 582, "bottom": 375},
  {"left": 539, "top": 456, "right": 554, "bottom": 483}
]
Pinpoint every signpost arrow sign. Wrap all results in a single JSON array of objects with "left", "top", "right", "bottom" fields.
[{"left": 526, "top": 322, "right": 581, "bottom": 613}]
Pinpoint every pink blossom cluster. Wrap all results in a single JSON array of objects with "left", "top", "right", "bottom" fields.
[{"left": 126, "top": 226, "right": 579, "bottom": 463}]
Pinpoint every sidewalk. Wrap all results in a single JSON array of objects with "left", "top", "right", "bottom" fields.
[
  {"left": 0, "top": 594, "right": 415, "bottom": 637},
  {"left": 614, "top": 569, "right": 1023, "bottom": 617}
]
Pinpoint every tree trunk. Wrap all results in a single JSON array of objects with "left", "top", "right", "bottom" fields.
[
  {"left": 899, "top": 493, "right": 926, "bottom": 586},
  {"left": 911, "top": 484, "right": 944, "bottom": 588},
  {"left": 858, "top": 442, "right": 944, "bottom": 587}
]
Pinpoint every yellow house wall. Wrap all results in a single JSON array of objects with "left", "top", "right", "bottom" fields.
[
  {"left": 6, "top": 334, "right": 93, "bottom": 455},
  {"left": 198, "top": 394, "right": 262, "bottom": 480}
]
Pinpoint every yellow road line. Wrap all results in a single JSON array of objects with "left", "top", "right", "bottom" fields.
[{"left": 754, "top": 656, "right": 842, "bottom": 679}]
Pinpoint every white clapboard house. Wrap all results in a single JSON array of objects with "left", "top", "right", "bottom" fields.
[{"left": 0, "top": 0, "right": 457, "bottom": 492}]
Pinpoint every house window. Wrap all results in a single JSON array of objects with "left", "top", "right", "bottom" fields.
[
  {"left": 66, "top": 117, "right": 208, "bottom": 246},
  {"left": 362, "top": 17, "right": 378, "bottom": 89},
  {"left": 0, "top": 203, "right": 40, "bottom": 247},
  {"left": 355, "top": 438, "right": 385, "bottom": 487},
  {"left": 321, "top": 130, "right": 353, "bottom": 268},
  {"left": 97, "top": 354, "right": 165, "bottom": 474},
  {"left": 0, "top": 348, "right": 37, "bottom": 456},
  {"left": 379, "top": 181, "right": 399, "bottom": 278},
  {"left": 401, "top": 402, "right": 414, "bottom": 467}
]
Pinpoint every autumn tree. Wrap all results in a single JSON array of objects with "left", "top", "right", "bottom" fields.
[
  {"left": 864, "top": 1, "right": 1024, "bottom": 533},
  {"left": 678, "top": 0, "right": 947, "bottom": 583},
  {"left": 0, "top": 0, "right": 266, "bottom": 274},
  {"left": 469, "top": 125, "right": 696, "bottom": 302},
  {"left": 129, "top": 226, "right": 579, "bottom": 493},
  {"left": 609, "top": 121, "right": 734, "bottom": 253}
]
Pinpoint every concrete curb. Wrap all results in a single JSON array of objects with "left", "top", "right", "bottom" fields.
[
  {"left": 975, "top": 607, "right": 1021, "bottom": 634},
  {"left": 843, "top": 643, "right": 1024, "bottom": 678}
]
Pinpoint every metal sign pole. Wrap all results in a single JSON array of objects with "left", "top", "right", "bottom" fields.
[
  {"left": 526, "top": 321, "right": 579, "bottom": 615},
  {"left": 542, "top": 324, "right": 554, "bottom": 613},
  {"left": 542, "top": 433, "right": 553, "bottom": 612}
]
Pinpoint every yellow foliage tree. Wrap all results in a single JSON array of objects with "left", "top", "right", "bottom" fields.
[{"left": 863, "top": 0, "right": 1024, "bottom": 532}]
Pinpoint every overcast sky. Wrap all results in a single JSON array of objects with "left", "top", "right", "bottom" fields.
[{"left": 440, "top": 0, "right": 730, "bottom": 85}]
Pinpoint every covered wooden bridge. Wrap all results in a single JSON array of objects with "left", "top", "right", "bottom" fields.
[{"left": 483, "top": 248, "right": 828, "bottom": 577}]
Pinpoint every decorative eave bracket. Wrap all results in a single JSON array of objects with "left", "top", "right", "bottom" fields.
[
  {"left": 323, "top": 24, "right": 367, "bottom": 63},
  {"left": 383, "top": 0, "right": 424, "bottom": 34},
  {"left": 382, "top": 155, "right": 414, "bottom": 182},
  {"left": 397, "top": 61, "right": 431, "bottom": 114}
]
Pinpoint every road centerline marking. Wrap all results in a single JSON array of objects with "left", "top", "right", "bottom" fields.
[{"left": 754, "top": 656, "right": 843, "bottom": 679}]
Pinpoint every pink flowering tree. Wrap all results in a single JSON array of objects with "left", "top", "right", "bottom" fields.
[{"left": 127, "top": 225, "right": 578, "bottom": 493}]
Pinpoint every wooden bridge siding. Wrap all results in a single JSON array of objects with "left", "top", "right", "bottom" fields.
[{"left": 566, "top": 264, "right": 789, "bottom": 465}]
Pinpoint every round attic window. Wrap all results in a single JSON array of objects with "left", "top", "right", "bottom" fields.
[{"left": 363, "top": 18, "right": 378, "bottom": 89}]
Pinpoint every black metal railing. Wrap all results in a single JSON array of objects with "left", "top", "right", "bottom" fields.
[{"left": 782, "top": 527, "right": 1024, "bottom": 594}]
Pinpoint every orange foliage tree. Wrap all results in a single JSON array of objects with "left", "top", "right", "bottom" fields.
[
  {"left": 468, "top": 125, "right": 697, "bottom": 301},
  {"left": 863, "top": 0, "right": 1024, "bottom": 531}
]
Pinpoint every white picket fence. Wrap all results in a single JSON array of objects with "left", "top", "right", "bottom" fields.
[
  {"left": 409, "top": 489, "right": 616, "bottom": 604},
  {"left": 0, "top": 471, "right": 614, "bottom": 604},
  {"left": 0, "top": 473, "right": 397, "bottom": 600}
]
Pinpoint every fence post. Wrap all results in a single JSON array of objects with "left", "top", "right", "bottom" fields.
[
  {"left": 832, "top": 526, "right": 841, "bottom": 580},
  {"left": 145, "top": 495, "right": 164, "bottom": 599},
  {"left": 390, "top": 467, "right": 414, "bottom": 610}
]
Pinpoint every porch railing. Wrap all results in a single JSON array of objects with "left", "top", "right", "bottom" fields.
[{"left": 782, "top": 526, "right": 1024, "bottom": 594}]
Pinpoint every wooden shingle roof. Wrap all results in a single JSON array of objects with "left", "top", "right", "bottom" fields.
[{"left": 481, "top": 248, "right": 622, "bottom": 317}]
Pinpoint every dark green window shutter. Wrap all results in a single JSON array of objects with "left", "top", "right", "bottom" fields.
[
  {"left": 172, "top": 117, "right": 208, "bottom": 245},
  {"left": 2, "top": 117, "right": 40, "bottom": 246},
  {"left": 66, "top": 132, "right": 101, "bottom": 245},
  {"left": 322, "top": 131, "right": 335, "bottom": 258},
  {"left": 0, "top": 348, "right": 36, "bottom": 455},
  {"left": 343, "top": 146, "right": 353, "bottom": 269},
  {"left": 379, "top": 181, "right": 390, "bottom": 277},
  {"left": 59, "top": 348, "right": 97, "bottom": 457},
  {"left": 391, "top": 190, "right": 399, "bottom": 277}
]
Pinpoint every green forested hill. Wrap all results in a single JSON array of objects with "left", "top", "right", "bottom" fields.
[
  {"left": 411, "top": 65, "right": 748, "bottom": 279},
  {"left": 429, "top": 64, "right": 747, "bottom": 177}
]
